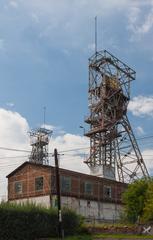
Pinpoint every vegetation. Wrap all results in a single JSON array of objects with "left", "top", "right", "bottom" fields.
[
  {"left": 49, "top": 233, "right": 153, "bottom": 239},
  {"left": 0, "top": 202, "right": 83, "bottom": 240},
  {"left": 93, "top": 233, "right": 153, "bottom": 239},
  {"left": 2, "top": 178, "right": 153, "bottom": 240},
  {"left": 49, "top": 235, "right": 92, "bottom": 240},
  {"left": 122, "top": 178, "right": 153, "bottom": 223},
  {"left": 142, "top": 180, "right": 153, "bottom": 222}
]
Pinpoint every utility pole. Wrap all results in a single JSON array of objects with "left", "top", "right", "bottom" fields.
[{"left": 54, "top": 148, "right": 63, "bottom": 239}]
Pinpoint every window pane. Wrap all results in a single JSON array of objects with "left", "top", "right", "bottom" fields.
[
  {"left": 61, "top": 176, "right": 71, "bottom": 192},
  {"left": 84, "top": 182, "right": 92, "bottom": 194},
  {"left": 15, "top": 182, "right": 22, "bottom": 194},
  {"left": 35, "top": 177, "right": 43, "bottom": 191},
  {"left": 104, "top": 185, "right": 112, "bottom": 198}
]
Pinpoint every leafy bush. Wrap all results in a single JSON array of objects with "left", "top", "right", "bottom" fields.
[
  {"left": 122, "top": 178, "right": 153, "bottom": 223},
  {"left": 62, "top": 208, "right": 83, "bottom": 236},
  {"left": 0, "top": 202, "right": 82, "bottom": 240}
]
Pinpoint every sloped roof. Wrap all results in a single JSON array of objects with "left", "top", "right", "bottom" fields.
[
  {"left": 6, "top": 161, "right": 127, "bottom": 187},
  {"left": 6, "top": 161, "right": 52, "bottom": 178}
]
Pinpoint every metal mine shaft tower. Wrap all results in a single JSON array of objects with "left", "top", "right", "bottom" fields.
[
  {"left": 29, "top": 128, "right": 52, "bottom": 165},
  {"left": 84, "top": 50, "right": 149, "bottom": 183}
]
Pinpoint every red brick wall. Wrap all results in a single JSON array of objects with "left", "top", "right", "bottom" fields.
[
  {"left": 8, "top": 163, "right": 127, "bottom": 203},
  {"left": 8, "top": 164, "right": 51, "bottom": 200},
  {"left": 52, "top": 168, "right": 127, "bottom": 203}
]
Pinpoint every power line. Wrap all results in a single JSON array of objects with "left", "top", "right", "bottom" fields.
[
  {"left": 0, "top": 162, "right": 25, "bottom": 168},
  {"left": 0, "top": 155, "right": 28, "bottom": 160},
  {"left": 0, "top": 146, "right": 30, "bottom": 153},
  {"left": 0, "top": 133, "right": 152, "bottom": 157},
  {"left": 136, "top": 134, "right": 153, "bottom": 141},
  {"left": 57, "top": 146, "right": 89, "bottom": 154}
]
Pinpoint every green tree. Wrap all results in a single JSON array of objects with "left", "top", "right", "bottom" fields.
[
  {"left": 142, "top": 180, "right": 153, "bottom": 222},
  {"left": 122, "top": 179, "right": 149, "bottom": 223}
]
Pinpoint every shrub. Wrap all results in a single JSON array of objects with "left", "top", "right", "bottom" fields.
[
  {"left": 62, "top": 208, "right": 83, "bottom": 236},
  {"left": 0, "top": 202, "right": 82, "bottom": 240}
]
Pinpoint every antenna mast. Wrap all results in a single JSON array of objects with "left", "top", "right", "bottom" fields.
[
  {"left": 95, "top": 16, "right": 97, "bottom": 54},
  {"left": 43, "top": 106, "right": 46, "bottom": 127}
]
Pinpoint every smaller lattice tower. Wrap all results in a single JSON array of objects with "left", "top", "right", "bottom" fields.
[{"left": 29, "top": 128, "right": 52, "bottom": 165}]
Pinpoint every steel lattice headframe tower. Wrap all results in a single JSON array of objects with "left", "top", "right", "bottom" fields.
[
  {"left": 29, "top": 128, "right": 52, "bottom": 165},
  {"left": 84, "top": 50, "right": 149, "bottom": 183}
]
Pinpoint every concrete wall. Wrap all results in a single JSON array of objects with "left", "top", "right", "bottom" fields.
[
  {"left": 10, "top": 194, "right": 122, "bottom": 221},
  {"left": 10, "top": 195, "right": 51, "bottom": 208},
  {"left": 52, "top": 195, "right": 122, "bottom": 221}
]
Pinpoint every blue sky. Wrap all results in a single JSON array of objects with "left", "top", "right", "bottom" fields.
[
  {"left": 0, "top": 0, "right": 152, "bottom": 133},
  {"left": 1, "top": 0, "right": 153, "bottom": 199}
]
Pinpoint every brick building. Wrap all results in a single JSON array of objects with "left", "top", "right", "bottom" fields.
[{"left": 7, "top": 162, "right": 127, "bottom": 221}]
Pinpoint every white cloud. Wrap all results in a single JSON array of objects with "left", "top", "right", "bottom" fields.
[
  {"left": 9, "top": 1, "right": 18, "bottom": 8},
  {"left": 0, "top": 109, "right": 29, "bottom": 147},
  {"left": 41, "top": 124, "right": 55, "bottom": 131},
  {"left": 127, "top": 1, "right": 153, "bottom": 41},
  {"left": 0, "top": 109, "right": 89, "bottom": 201},
  {"left": 136, "top": 126, "right": 145, "bottom": 135},
  {"left": 62, "top": 49, "right": 71, "bottom": 56},
  {"left": 0, "top": 109, "right": 30, "bottom": 200},
  {"left": 142, "top": 149, "right": 153, "bottom": 175},
  {"left": 6, "top": 102, "right": 15, "bottom": 107},
  {"left": 2, "top": 0, "right": 131, "bottom": 52},
  {"left": 87, "top": 43, "right": 95, "bottom": 52},
  {"left": 0, "top": 39, "right": 5, "bottom": 51},
  {"left": 49, "top": 133, "right": 89, "bottom": 173},
  {"left": 2, "top": 0, "right": 153, "bottom": 56},
  {"left": 128, "top": 95, "right": 153, "bottom": 117},
  {"left": 140, "top": 10, "right": 153, "bottom": 34},
  {"left": 31, "top": 13, "right": 39, "bottom": 24},
  {"left": 127, "top": 6, "right": 140, "bottom": 31},
  {"left": 40, "top": 124, "right": 66, "bottom": 135},
  {"left": 22, "top": 0, "right": 129, "bottom": 14}
]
